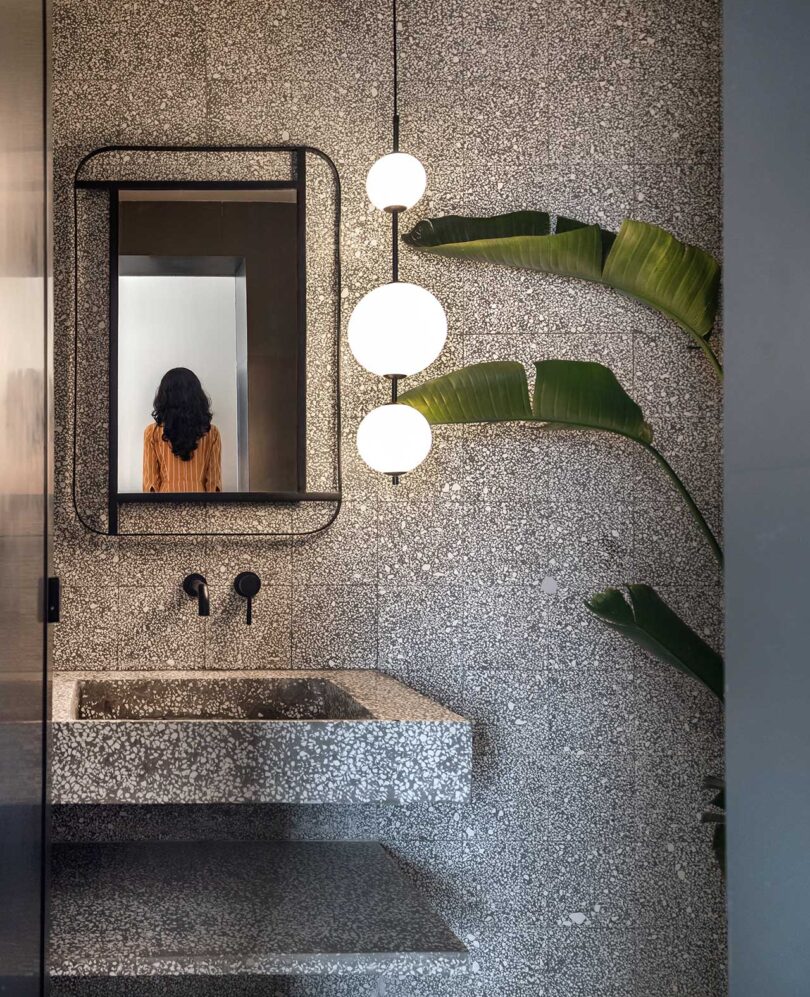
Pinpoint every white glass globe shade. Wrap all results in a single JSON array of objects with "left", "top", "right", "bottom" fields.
[
  {"left": 366, "top": 152, "right": 427, "bottom": 211},
  {"left": 356, "top": 403, "right": 432, "bottom": 475},
  {"left": 348, "top": 281, "right": 447, "bottom": 377}
]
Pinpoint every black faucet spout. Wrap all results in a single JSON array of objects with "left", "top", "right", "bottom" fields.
[{"left": 182, "top": 573, "right": 210, "bottom": 617}]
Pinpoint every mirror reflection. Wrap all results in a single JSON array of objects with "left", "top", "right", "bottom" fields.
[{"left": 116, "top": 186, "right": 303, "bottom": 496}]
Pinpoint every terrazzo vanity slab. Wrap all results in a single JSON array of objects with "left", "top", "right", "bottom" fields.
[
  {"left": 51, "top": 670, "right": 471, "bottom": 805},
  {"left": 50, "top": 840, "right": 468, "bottom": 978}
]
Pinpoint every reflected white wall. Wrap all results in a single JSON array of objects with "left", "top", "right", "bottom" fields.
[{"left": 117, "top": 276, "right": 240, "bottom": 492}]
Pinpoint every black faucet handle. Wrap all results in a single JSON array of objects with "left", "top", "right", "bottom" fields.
[{"left": 234, "top": 571, "right": 261, "bottom": 625}]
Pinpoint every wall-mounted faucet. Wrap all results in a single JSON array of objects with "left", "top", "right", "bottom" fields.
[
  {"left": 182, "top": 573, "right": 210, "bottom": 617},
  {"left": 234, "top": 571, "right": 261, "bottom": 625}
]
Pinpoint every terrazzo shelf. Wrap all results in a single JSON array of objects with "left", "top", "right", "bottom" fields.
[
  {"left": 51, "top": 669, "right": 471, "bottom": 805},
  {"left": 50, "top": 840, "right": 468, "bottom": 978}
]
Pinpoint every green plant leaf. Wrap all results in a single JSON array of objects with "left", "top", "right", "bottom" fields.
[
  {"left": 398, "top": 359, "right": 653, "bottom": 443},
  {"left": 585, "top": 584, "right": 724, "bottom": 700},
  {"left": 403, "top": 211, "right": 721, "bottom": 369},
  {"left": 602, "top": 219, "right": 720, "bottom": 340},
  {"left": 402, "top": 211, "right": 605, "bottom": 280},
  {"left": 398, "top": 361, "right": 533, "bottom": 424},
  {"left": 532, "top": 360, "right": 653, "bottom": 443}
]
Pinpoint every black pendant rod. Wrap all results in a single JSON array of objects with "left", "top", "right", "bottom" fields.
[{"left": 390, "top": 0, "right": 400, "bottom": 284}]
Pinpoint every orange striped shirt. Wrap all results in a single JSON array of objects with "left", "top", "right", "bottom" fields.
[{"left": 142, "top": 422, "right": 222, "bottom": 493}]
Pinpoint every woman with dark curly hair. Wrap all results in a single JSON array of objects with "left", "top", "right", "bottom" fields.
[{"left": 143, "top": 368, "right": 222, "bottom": 493}]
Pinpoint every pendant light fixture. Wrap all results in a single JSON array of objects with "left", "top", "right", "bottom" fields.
[{"left": 349, "top": 0, "right": 447, "bottom": 484}]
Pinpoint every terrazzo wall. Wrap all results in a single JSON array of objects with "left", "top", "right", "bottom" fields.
[{"left": 51, "top": 0, "right": 725, "bottom": 994}]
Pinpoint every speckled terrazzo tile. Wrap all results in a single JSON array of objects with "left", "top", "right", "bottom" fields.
[
  {"left": 455, "top": 911, "right": 545, "bottom": 991},
  {"left": 50, "top": 841, "right": 467, "bottom": 977},
  {"left": 205, "top": 583, "right": 291, "bottom": 668},
  {"left": 545, "top": 751, "right": 637, "bottom": 845},
  {"left": 116, "top": 536, "right": 207, "bottom": 588},
  {"left": 379, "top": 583, "right": 463, "bottom": 670},
  {"left": 632, "top": 163, "right": 722, "bottom": 259},
  {"left": 206, "top": 76, "right": 293, "bottom": 144},
  {"left": 635, "top": 748, "right": 721, "bottom": 843},
  {"left": 634, "top": 74, "right": 721, "bottom": 165},
  {"left": 634, "top": 832, "right": 725, "bottom": 931},
  {"left": 545, "top": 0, "right": 640, "bottom": 80},
  {"left": 204, "top": 0, "right": 295, "bottom": 82},
  {"left": 638, "top": 411, "right": 722, "bottom": 515},
  {"left": 398, "top": 77, "right": 468, "bottom": 170},
  {"left": 542, "top": 927, "right": 636, "bottom": 997},
  {"left": 464, "top": 664, "right": 549, "bottom": 758},
  {"left": 462, "top": 424, "right": 551, "bottom": 498},
  {"left": 543, "top": 430, "right": 640, "bottom": 510},
  {"left": 635, "top": 927, "right": 726, "bottom": 997},
  {"left": 117, "top": 502, "right": 209, "bottom": 536},
  {"left": 544, "top": 496, "right": 634, "bottom": 600},
  {"left": 547, "top": 78, "right": 636, "bottom": 164},
  {"left": 206, "top": 502, "right": 295, "bottom": 536},
  {"left": 634, "top": 324, "right": 721, "bottom": 422},
  {"left": 400, "top": 656, "right": 466, "bottom": 723},
  {"left": 465, "top": 75, "right": 550, "bottom": 169},
  {"left": 460, "top": 498, "right": 551, "bottom": 585},
  {"left": 636, "top": 0, "right": 722, "bottom": 84},
  {"left": 51, "top": 802, "right": 457, "bottom": 846},
  {"left": 546, "top": 666, "right": 636, "bottom": 755},
  {"left": 286, "top": 1, "right": 390, "bottom": 92},
  {"left": 464, "top": 734, "right": 548, "bottom": 842},
  {"left": 386, "top": 839, "right": 468, "bottom": 927},
  {"left": 461, "top": 836, "right": 547, "bottom": 920},
  {"left": 466, "top": 0, "right": 545, "bottom": 78},
  {"left": 117, "top": 586, "right": 206, "bottom": 670},
  {"left": 398, "top": 0, "right": 466, "bottom": 84},
  {"left": 205, "top": 535, "right": 291, "bottom": 587},
  {"left": 631, "top": 665, "right": 723, "bottom": 775},
  {"left": 459, "top": 584, "right": 549, "bottom": 668},
  {"left": 291, "top": 584, "right": 377, "bottom": 669},
  {"left": 542, "top": 838, "right": 640, "bottom": 930},
  {"left": 54, "top": 584, "right": 119, "bottom": 670},
  {"left": 378, "top": 495, "right": 465, "bottom": 583},
  {"left": 292, "top": 500, "right": 377, "bottom": 584}
]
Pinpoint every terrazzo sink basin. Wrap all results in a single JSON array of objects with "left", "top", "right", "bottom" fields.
[
  {"left": 52, "top": 669, "right": 471, "bottom": 806},
  {"left": 76, "top": 675, "right": 374, "bottom": 722}
]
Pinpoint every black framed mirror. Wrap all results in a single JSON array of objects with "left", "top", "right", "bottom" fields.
[{"left": 72, "top": 146, "right": 341, "bottom": 537}]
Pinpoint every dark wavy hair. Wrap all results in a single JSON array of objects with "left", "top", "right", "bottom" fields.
[{"left": 152, "top": 368, "right": 213, "bottom": 461}]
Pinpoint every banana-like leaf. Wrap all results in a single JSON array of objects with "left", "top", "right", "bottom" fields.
[
  {"left": 585, "top": 584, "right": 724, "bottom": 700},
  {"left": 403, "top": 211, "right": 720, "bottom": 345},
  {"left": 398, "top": 358, "right": 652, "bottom": 444},
  {"left": 532, "top": 360, "right": 652, "bottom": 443},
  {"left": 396, "top": 361, "right": 532, "bottom": 424}
]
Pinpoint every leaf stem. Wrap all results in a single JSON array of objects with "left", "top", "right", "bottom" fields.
[
  {"left": 641, "top": 443, "right": 724, "bottom": 567},
  {"left": 695, "top": 335, "right": 724, "bottom": 381}
]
